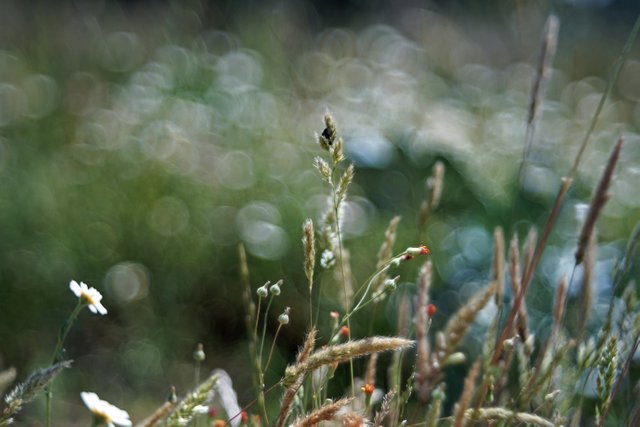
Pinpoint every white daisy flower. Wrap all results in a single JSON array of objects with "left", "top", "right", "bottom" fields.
[
  {"left": 69, "top": 280, "right": 108, "bottom": 315},
  {"left": 80, "top": 392, "right": 132, "bottom": 427}
]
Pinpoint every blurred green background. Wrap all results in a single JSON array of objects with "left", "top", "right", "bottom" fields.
[{"left": 1, "top": 0, "right": 640, "bottom": 423}]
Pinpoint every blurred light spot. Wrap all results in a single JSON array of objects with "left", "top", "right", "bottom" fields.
[
  {"left": 237, "top": 201, "right": 287, "bottom": 260},
  {"left": 237, "top": 201, "right": 281, "bottom": 225},
  {"left": 239, "top": 221, "right": 288, "bottom": 260},
  {"left": 345, "top": 130, "right": 395, "bottom": 169},
  {"left": 140, "top": 122, "right": 180, "bottom": 160},
  {"left": 193, "top": 30, "right": 238, "bottom": 56},
  {"left": 98, "top": 32, "right": 144, "bottom": 72},
  {"left": 0, "top": 51, "right": 25, "bottom": 82},
  {"left": 0, "top": 83, "right": 26, "bottom": 126},
  {"left": 521, "top": 165, "right": 559, "bottom": 200},
  {"left": 155, "top": 45, "right": 197, "bottom": 84},
  {"left": 341, "top": 196, "right": 376, "bottom": 237},
  {"left": 23, "top": 74, "right": 58, "bottom": 118},
  {"left": 64, "top": 72, "right": 105, "bottom": 116},
  {"left": 105, "top": 262, "right": 150, "bottom": 303},
  {"left": 215, "top": 150, "right": 255, "bottom": 190},
  {"left": 296, "top": 52, "right": 334, "bottom": 92},
  {"left": 216, "top": 50, "right": 263, "bottom": 91},
  {"left": 265, "top": 141, "right": 301, "bottom": 179},
  {"left": 148, "top": 197, "right": 190, "bottom": 237},
  {"left": 456, "top": 226, "right": 491, "bottom": 265},
  {"left": 334, "top": 59, "right": 374, "bottom": 100},
  {"left": 317, "top": 28, "right": 355, "bottom": 59}
]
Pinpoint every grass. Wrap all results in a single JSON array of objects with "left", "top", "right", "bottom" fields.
[{"left": 1, "top": 2, "right": 640, "bottom": 426}]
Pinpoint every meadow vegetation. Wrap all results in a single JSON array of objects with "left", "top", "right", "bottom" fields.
[{"left": 1, "top": 2, "right": 640, "bottom": 426}]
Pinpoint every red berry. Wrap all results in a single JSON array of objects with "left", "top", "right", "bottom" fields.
[{"left": 426, "top": 303, "right": 437, "bottom": 317}]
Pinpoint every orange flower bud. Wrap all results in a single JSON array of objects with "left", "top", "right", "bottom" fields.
[
  {"left": 361, "top": 383, "right": 375, "bottom": 395},
  {"left": 339, "top": 326, "right": 349, "bottom": 339}
]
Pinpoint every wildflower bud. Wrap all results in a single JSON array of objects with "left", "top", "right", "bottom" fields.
[
  {"left": 214, "top": 420, "right": 225, "bottom": 427},
  {"left": 278, "top": 307, "right": 290, "bottom": 325},
  {"left": 270, "top": 280, "right": 283, "bottom": 296},
  {"left": 208, "top": 407, "right": 217, "bottom": 418},
  {"left": 544, "top": 390, "right": 560, "bottom": 402},
  {"left": 330, "top": 311, "right": 340, "bottom": 320},
  {"left": 256, "top": 281, "right": 270, "bottom": 298},
  {"left": 426, "top": 303, "right": 437, "bottom": 317},
  {"left": 339, "top": 326, "right": 349, "bottom": 339},
  {"left": 444, "top": 352, "right": 466, "bottom": 366},
  {"left": 383, "top": 276, "right": 399, "bottom": 291},
  {"left": 240, "top": 411, "right": 249, "bottom": 424},
  {"left": 361, "top": 383, "right": 375, "bottom": 395},
  {"left": 193, "top": 343, "right": 205, "bottom": 362},
  {"left": 167, "top": 386, "right": 177, "bottom": 403},
  {"left": 406, "top": 245, "right": 431, "bottom": 256},
  {"left": 431, "top": 387, "right": 445, "bottom": 400}
]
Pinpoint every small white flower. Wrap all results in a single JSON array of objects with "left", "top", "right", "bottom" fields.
[
  {"left": 192, "top": 405, "right": 209, "bottom": 415},
  {"left": 69, "top": 280, "right": 107, "bottom": 315},
  {"left": 80, "top": 392, "right": 132, "bottom": 427},
  {"left": 320, "top": 249, "right": 335, "bottom": 269}
]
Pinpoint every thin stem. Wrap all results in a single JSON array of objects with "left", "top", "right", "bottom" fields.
[
  {"left": 254, "top": 297, "right": 262, "bottom": 337},
  {"left": 46, "top": 299, "right": 85, "bottom": 427},
  {"left": 259, "top": 296, "right": 275, "bottom": 363},
  {"left": 194, "top": 361, "right": 201, "bottom": 389},
  {"left": 263, "top": 324, "right": 283, "bottom": 375},
  {"left": 331, "top": 164, "right": 355, "bottom": 397}
]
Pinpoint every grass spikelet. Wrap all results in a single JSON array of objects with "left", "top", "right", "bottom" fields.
[
  {"left": 575, "top": 138, "right": 623, "bottom": 265},
  {"left": 275, "top": 328, "right": 317, "bottom": 427},
  {"left": 452, "top": 358, "right": 481, "bottom": 427},
  {"left": 313, "top": 157, "right": 333, "bottom": 184},
  {"left": 136, "top": 401, "right": 175, "bottom": 427},
  {"left": 341, "top": 412, "right": 367, "bottom": 427},
  {"left": 424, "top": 385, "right": 445, "bottom": 427},
  {"left": 414, "top": 260, "right": 433, "bottom": 402},
  {"left": 519, "top": 14, "right": 559, "bottom": 185},
  {"left": 303, "top": 219, "right": 315, "bottom": 288},
  {"left": 336, "top": 164, "right": 355, "bottom": 208},
  {"left": 596, "top": 336, "right": 618, "bottom": 426},
  {"left": 464, "top": 407, "right": 554, "bottom": 427},
  {"left": 372, "top": 389, "right": 395, "bottom": 427},
  {"left": 282, "top": 337, "right": 414, "bottom": 387},
  {"left": 0, "top": 361, "right": 72, "bottom": 426},
  {"left": 334, "top": 248, "right": 354, "bottom": 312},
  {"left": 493, "top": 227, "right": 505, "bottom": 306},
  {"left": 577, "top": 234, "right": 596, "bottom": 339},
  {"left": 291, "top": 397, "right": 353, "bottom": 427},
  {"left": 166, "top": 372, "right": 219, "bottom": 427},
  {"left": 531, "top": 276, "right": 568, "bottom": 385},
  {"left": 303, "top": 219, "right": 316, "bottom": 324},
  {"left": 418, "top": 161, "right": 445, "bottom": 232},
  {"left": 612, "top": 222, "right": 640, "bottom": 292},
  {"left": 372, "top": 216, "right": 401, "bottom": 299},
  {"left": 508, "top": 233, "right": 529, "bottom": 342},
  {"left": 440, "top": 281, "right": 497, "bottom": 363}
]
